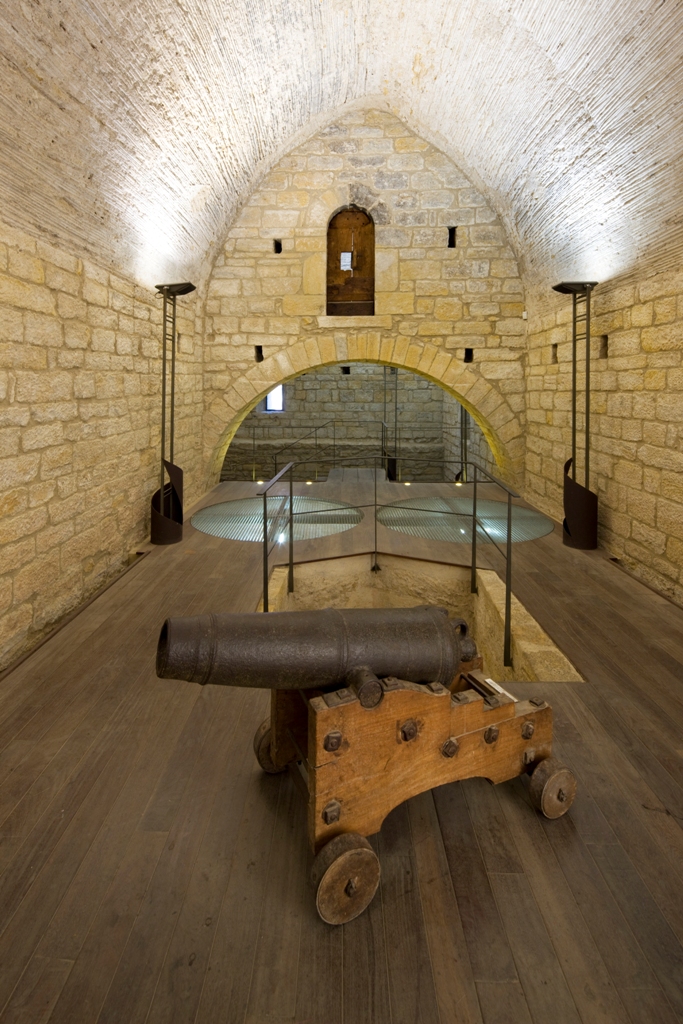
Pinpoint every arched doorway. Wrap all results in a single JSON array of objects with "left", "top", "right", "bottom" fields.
[{"left": 326, "top": 207, "right": 375, "bottom": 316}]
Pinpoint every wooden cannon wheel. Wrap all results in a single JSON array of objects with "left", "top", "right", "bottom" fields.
[
  {"left": 529, "top": 757, "right": 577, "bottom": 818},
  {"left": 311, "top": 833, "right": 381, "bottom": 925},
  {"left": 253, "top": 718, "right": 286, "bottom": 774}
]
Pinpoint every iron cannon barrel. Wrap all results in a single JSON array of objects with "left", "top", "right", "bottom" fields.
[{"left": 156, "top": 606, "right": 466, "bottom": 690}]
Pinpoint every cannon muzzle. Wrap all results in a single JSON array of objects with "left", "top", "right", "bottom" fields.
[{"left": 156, "top": 606, "right": 473, "bottom": 690}]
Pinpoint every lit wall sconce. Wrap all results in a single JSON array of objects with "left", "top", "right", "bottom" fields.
[
  {"left": 552, "top": 281, "right": 598, "bottom": 549},
  {"left": 151, "top": 282, "right": 196, "bottom": 545}
]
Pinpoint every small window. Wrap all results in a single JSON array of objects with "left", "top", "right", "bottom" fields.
[
  {"left": 551, "top": 343, "right": 558, "bottom": 364},
  {"left": 273, "top": 240, "right": 282, "bottom": 254},
  {"left": 341, "top": 366, "right": 351, "bottom": 375},
  {"left": 599, "top": 334, "right": 608, "bottom": 359},
  {"left": 255, "top": 345, "right": 264, "bottom": 363},
  {"left": 464, "top": 348, "right": 473, "bottom": 363},
  {"left": 448, "top": 226, "right": 457, "bottom": 248},
  {"left": 265, "top": 384, "right": 284, "bottom": 412}
]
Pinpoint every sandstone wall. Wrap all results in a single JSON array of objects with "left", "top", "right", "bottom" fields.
[
  {"left": 442, "top": 396, "right": 497, "bottom": 482},
  {"left": 235, "top": 363, "right": 444, "bottom": 444},
  {"left": 526, "top": 269, "right": 683, "bottom": 604},
  {"left": 203, "top": 108, "right": 527, "bottom": 486},
  {"left": 0, "top": 220, "right": 203, "bottom": 666},
  {"left": 225, "top": 361, "right": 459, "bottom": 482}
]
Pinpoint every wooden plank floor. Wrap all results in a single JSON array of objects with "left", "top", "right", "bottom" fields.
[{"left": 0, "top": 477, "right": 682, "bottom": 1023}]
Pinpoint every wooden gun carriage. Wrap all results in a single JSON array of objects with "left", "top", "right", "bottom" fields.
[{"left": 157, "top": 606, "right": 576, "bottom": 924}]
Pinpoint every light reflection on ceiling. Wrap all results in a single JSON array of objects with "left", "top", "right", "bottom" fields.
[{"left": 1, "top": 0, "right": 681, "bottom": 295}]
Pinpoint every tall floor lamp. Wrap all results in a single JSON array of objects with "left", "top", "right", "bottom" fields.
[
  {"left": 151, "top": 281, "right": 196, "bottom": 545},
  {"left": 552, "top": 281, "right": 598, "bottom": 549}
]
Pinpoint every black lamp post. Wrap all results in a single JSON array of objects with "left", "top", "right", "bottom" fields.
[
  {"left": 151, "top": 282, "right": 196, "bottom": 545},
  {"left": 552, "top": 281, "right": 598, "bottom": 549}
]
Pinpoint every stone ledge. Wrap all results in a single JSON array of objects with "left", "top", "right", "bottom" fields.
[
  {"left": 316, "top": 315, "right": 392, "bottom": 329},
  {"left": 258, "top": 554, "right": 583, "bottom": 685},
  {"left": 474, "top": 569, "right": 583, "bottom": 683}
]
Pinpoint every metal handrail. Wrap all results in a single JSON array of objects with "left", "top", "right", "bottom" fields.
[
  {"left": 269, "top": 418, "right": 391, "bottom": 462},
  {"left": 257, "top": 452, "right": 517, "bottom": 668},
  {"left": 258, "top": 462, "right": 294, "bottom": 612},
  {"left": 270, "top": 420, "right": 337, "bottom": 462},
  {"left": 244, "top": 416, "right": 476, "bottom": 483},
  {"left": 380, "top": 452, "right": 519, "bottom": 498},
  {"left": 256, "top": 462, "right": 294, "bottom": 495},
  {"left": 275, "top": 439, "right": 337, "bottom": 479}
]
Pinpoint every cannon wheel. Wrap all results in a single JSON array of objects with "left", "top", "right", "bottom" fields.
[
  {"left": 311, "top": 833, "right": 381, "bottom": 925},
  {"left": 253, "top": 719, "right": 286, "bottom": 774},
  {"left": 529, "top": 757, "right": 577, "bottom": 818}
]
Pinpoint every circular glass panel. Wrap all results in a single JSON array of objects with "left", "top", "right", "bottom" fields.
[
  {"left": 376, "top": 496, "right": 554, "bottom": 544},
  {"left": 191, "top": 495, "right": 363, "bottom": 543}
]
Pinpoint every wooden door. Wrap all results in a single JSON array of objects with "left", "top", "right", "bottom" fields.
[{"left": 326, "top": 208, "right": 375, "bottom": 316}]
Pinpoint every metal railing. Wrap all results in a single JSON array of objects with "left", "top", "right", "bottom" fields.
[
  {"left": 271, "top": 419, "right": 399, "bottom": 479},
  {"left": 272, "top": 420, "right": 336, "bottom": 479},
  {"left": 257, "top": 454, "right": 518, "bottom": 666},
  {"left": 257, "top": 462, "right": 294, "bottom": 612},
  {"left": 239, "top": 418, "right": 462, "bottom": 483}
]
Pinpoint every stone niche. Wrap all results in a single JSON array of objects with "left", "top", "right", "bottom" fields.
[{"left": 262, "top": 554, "right": 582, "bottom": 684}]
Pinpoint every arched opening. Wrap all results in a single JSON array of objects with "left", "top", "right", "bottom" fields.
[
  {"left": 220, "top": 363, "right": 494, "bottom": 484},
  {"left": 326, "top": 207, "right": 375, "bottom": 316},
  {"left": 203, "top": 363, "right": 553, "bottom": 553},
  {"left": 204, "top": 340, "right": 526, "bottom": 492}
]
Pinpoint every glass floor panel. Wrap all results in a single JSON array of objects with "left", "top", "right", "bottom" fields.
[
  {"left": 191, "top": 495, "right": 363, "bottom": 543},
  {"left": 376, "top": 496, "right": 554, "bottom": 544}
]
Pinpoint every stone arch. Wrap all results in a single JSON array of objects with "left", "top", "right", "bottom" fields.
[
  {"left": 203, "top": 107, "right": 528, "bottom": 497},
  {"left": 204, "top": 336, "right": 524, "bottom": 488}
]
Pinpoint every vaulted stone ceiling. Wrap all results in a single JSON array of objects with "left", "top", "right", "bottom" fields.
[{"left": 1, "top": 0, "right": 681, "bottom": 297}]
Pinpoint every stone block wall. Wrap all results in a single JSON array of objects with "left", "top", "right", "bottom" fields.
[
  {"left": 225, "top": 360, "right": 497, "bottom": 482},
  {"left": 203, "top": 108, "right": 527, "bottom": 485},
  {"left": 526, "top": 268, "right": 683, "bottom": 604},
  {"left": 236, "top": 362, "right": 444, "bottom": 444},
  {"left": 0, "top": 220, "right": 203, "bottom": 666},
  {"left": 442, "top": 395, "right": 497, "bottom": 482},
  {"left": 224, "top": 362, "right": 447, "bottom": 480}
]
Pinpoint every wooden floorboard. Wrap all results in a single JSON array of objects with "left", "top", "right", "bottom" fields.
[
  {"left": 377, "top": 802, "right": 441, "bottom": 1024},
  {"left": 243, "top": 774, "right": 306, "bottom": 1024},
  {"left": 340, "top": 834, "right": 392, "bottom": 1024},
  {"left": 195, "top": 734, "right": 280, "bottom": 1024},
  {"left": 407, "top": 792, "right": 482, "bottom": 1024},
  {"left": 0, "top": 477, "right": 682, "bottom": 1022}
]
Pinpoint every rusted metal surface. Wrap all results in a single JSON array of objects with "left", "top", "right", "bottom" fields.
[
  {"left": 151, "top": 459, "right": 183, "bottom": 545},
  {"left": 563, "top": 456, "right": 598, "bottom": 549},
  {"left": 156, "top": 605, "right": 472, "bottom": 690},
  {"left": 346, "top": 665, "right": 383, "bottom": 708},
  {"left": 151, "top": 284, "right": 194, "bottom": 546}
]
